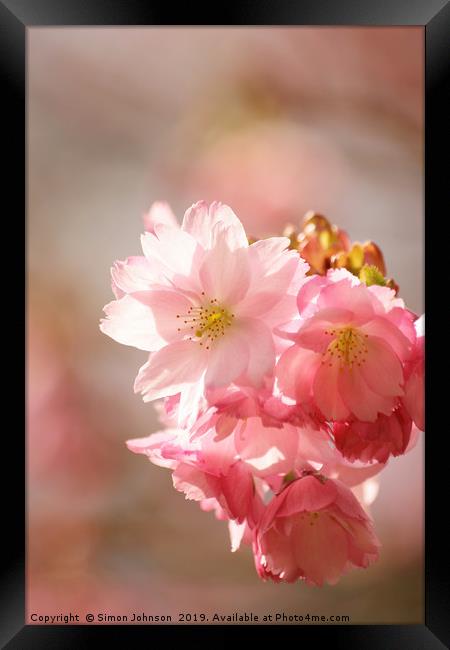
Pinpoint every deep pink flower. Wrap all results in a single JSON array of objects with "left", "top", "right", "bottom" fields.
[
  {"left": 101, "top": 201, "right": 308, "bottom": 422},
  {"left": 254, "top": 473, "right": 380, "bottom": 585},
  {"left": 276, "top": 269, "right": 416, "bottom": 422}
]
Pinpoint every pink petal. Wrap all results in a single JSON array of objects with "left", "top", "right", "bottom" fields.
[
  {"left": 125, "top": 429, "right": 180, "bottom": 468},
  {"left": 332, "top": 479, "right": 373, "bottom": 520},
  {"left": 292, "top": 513, "right": 349, "bottom": 586},
  {"left": 247, "top": 237, "right": 291, "bottom": 271},
  {"left": 229, "top": 520, "right": 248, "bottom": 552},
  {"left": 360, "top": 316, "right": 414, "bottom": 361},
  {"left": 297, "top": 427, "right": 337, "bottom": 465},
  {"left": 238, "top": 250, "right": 306, "bottom": 326},
  {"left": 215, "top": 414, "right": 238, "bottom": 441},
  {"left": 255, "top": 293, "right": 301, "bottom": 329},
  {"left": 258, "top": 527, "right": 300, "bottom": 582},
  {"left": 384, "top": 307, "right": 417, "bottom": 346},
  {"left": 181, "top": 201, "right": 209, "bottom": 246},
  {"left": 126, "top": 429, "right": 177, "bottom": 454},
  {"left": 368, "top": 284, "right": 405, "bottom": 312},
  {"left": 208, "top": 202, "right": 249, "bottom": 250},
  {"left": 131, "top": 290, "right": 194, "bottom": 343},
  {"left": 276, "top": 345, "right": 320, "bottom": 402},
  {"left": 143, "top": 201, "right": 178, "bottom": 233},
  {"left": 204, "top": 329, "right": 250, "bottom": 388},
  {"left": 327, "top": 268, "right": 361, "bottom": 285},
  {"left": 327, "top": 461, "right": 385, "bottom": 489},
  {"left": 247, "top": 240, "right": 303, "bottom": 293},
  {"left": 317, "top": 278, "right": 375, "bottom": 324},
  {"left": 405, "top": 424, "right": 421, "bottom": 453},
  {"left": 100, "top": 295, "right": 166, "bottom": 351},
  {"left": 181, "top": 200, "right": 248, "bottom": 251},
  {"left": 237, "top": 318, "right": 275, "bottom": 387},
  {"left": 172, "top": 463, "right": 220, "bottom": 501},
  {"left": 177, "top": 380, "right": 207, "bottom": 429},
  {"left": 237, "top": 237, "right": 307, "bottom": 327},
  {"left": 236, "top": 290, "right": 286, "bottom": 320},
  {"left": 134, "top": 340, "right": 207, "bottom": 402},
  {"left": 415, "top": 314, "right": 425, "bottom": 337},
  {"left": 111, "top": 255, "right": 165, "bottom": 295},
  {"left": 313, "top": 360, "right": 350, "bottom": 421},
  {"left": 360, "top": 337, "right": 404, "bottom": 398},
  {"left": 236, "top": 418, "right": 298, "bottom": 477},
  {"left": 297, "top": 275, "right": 329, "bottom": 317},
  {"left": 344, "top": 518, "right": 380, "bottom": 567},
  {"left": 199, "top": 430, "right": 238, "bottom": 475},
  {"left": 338, "top": 366, "right": 392, "bottom": 422},
  {"left": 403, "top": 365, "right": 424, "bottom": 431},
  {"left": 199, "top": 234, "right": 250, "bottom": 304},
  {"left": 141, "top": 225, "right": 200, "bottom": 284},
  {"left": 277, "top": 475, "right": 338, "bottom": 517},
  {"left": 220, "top": 461, "right": 254, "bottom": 522}
]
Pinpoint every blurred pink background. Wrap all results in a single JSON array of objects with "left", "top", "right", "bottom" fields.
[{"left": 27, "top": 27, "right": 424, "bottom": 624}]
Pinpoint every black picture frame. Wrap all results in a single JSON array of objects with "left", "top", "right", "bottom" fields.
[{"left": 5, "top": 0, "right": 448, "bottom": 647}]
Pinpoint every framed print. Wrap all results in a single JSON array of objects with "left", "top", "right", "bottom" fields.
[{"left": 3, "top": 0, "right": 448, "bottom": 647}]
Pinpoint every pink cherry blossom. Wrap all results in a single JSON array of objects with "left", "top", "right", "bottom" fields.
[
  {"left": 100, "top": 201, "right": 308, "bottom": 423},
  {"left": 253, "top": 473, "right": 380, "bottom": 585},
  {"left": 276, "top": 269, "right": 417, "bottom": 423},
  {"left": 102, "top": 198, "right": 424, "bottom": 586}
]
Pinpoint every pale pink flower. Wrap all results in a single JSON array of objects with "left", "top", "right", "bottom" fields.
[
  {"left": 228, "top": 518, "right": 254, "bottom": 552},
  {"left": 276, "top": 269, "right": 416, "bottom": 422},
  {"left": 254, "top": 473, "right": 380, "bottom": 585},
  {"left": 101, "top": 201, "right": 308, "bottom": 422}
]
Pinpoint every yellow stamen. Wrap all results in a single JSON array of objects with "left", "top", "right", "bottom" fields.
[
  {"left": 322, "top": 326, "right": 368, "bottom": 371},
  {"left": 176, "top": 298, "right": 234, "bottom": 345}
]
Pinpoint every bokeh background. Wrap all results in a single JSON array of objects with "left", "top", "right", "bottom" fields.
[{"left": 27, "top": 27, "right": 424, "bottom": 624}]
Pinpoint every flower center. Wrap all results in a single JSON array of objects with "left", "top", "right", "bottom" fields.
[
  {"left": 322, "top": 326, "right": 368, "bottom": 370},
  {"left": 176, "top": 295, "right": 234, "bottom": 350},
  {"left": 299, "top": 511, "right": 321, "bottom": 526}
]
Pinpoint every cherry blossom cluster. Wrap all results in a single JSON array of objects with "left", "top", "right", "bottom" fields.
[{"left": 100, "top": 201, "right": 424, "bottom": 586}]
